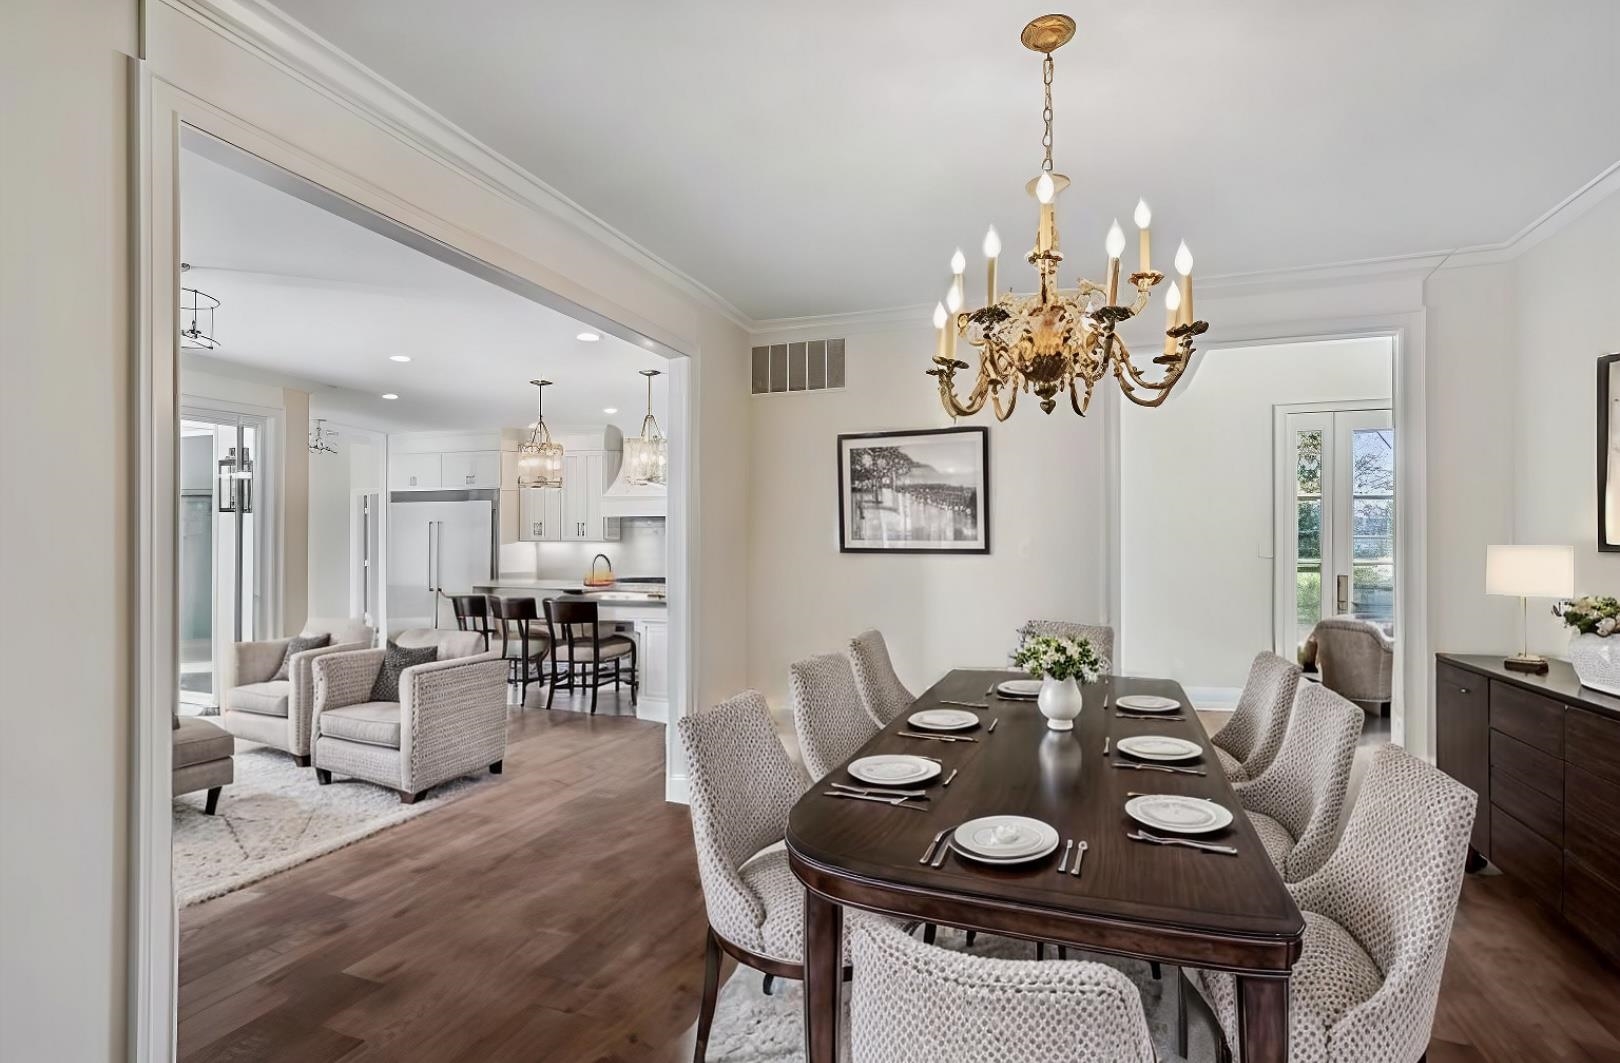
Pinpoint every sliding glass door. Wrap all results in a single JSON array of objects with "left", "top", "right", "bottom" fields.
[{"left": 1275, "top": 406, "right": 1395, "bottom": 658}]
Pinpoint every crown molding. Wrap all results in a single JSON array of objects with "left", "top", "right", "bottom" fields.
[{"left": 159, "top": 0, "right": 755, "bottom": 332}]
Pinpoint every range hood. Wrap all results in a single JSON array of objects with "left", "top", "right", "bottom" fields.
[{"left": 602, "top": 446, "right": 667, "bottom": 517}]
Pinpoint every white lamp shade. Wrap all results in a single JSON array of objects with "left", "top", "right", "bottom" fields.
[{"left": 1485, "top": 545, "right": 1574, "bottom": 598}]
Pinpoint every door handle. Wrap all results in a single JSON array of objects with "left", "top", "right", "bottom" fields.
[
  {"left": 466, "top": 474, "right": 475, "bottom": 485},
  {"left": 532, "top": 521, "right": 540, "bottom": 536},
  {"left": 1336, "top": 574, "right": 1350, "bottom": 615},
  {"left": 426, "top": 522, "right": 435, "bottom": 591},
  {"left": 409, "top": 475, "right": 417, "bottom": 487}
]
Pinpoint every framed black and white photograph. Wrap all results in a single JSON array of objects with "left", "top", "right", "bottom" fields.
[
  {"left": 1600, "top": 352, "right": 1619, "bottom": 551},
  {"left": 837, "top": 426, "right": 990, "bottom": 554}
]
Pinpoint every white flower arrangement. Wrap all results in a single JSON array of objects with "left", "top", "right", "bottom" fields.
[
  {"left": 1011, "top": 634, "right": 1109, "bottom": 684},
  {"left": 1555, "top": 596, "right": 1620, "bottom": 638}
]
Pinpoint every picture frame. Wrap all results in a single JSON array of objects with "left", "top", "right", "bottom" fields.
[
  {"left": 837, "top": 426, "right": 990, "bottom": 554},
  {"left": 1600, "top": 352, "right": 1619, "bottom": 552}
]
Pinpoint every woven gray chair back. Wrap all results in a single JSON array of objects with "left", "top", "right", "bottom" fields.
[
  {"left": 1017, "top": 620, "right": 1115, "bottom": 664},
  {"left": 791, "top": 651, "right": 880, "bottom": 781},
  {"left": 1212, "top": 651, "right": 1301, "bottom": 777},
  {"left": 676, "top": 691, "right": 810, "bottom": 935},
  {"left": 849, "top": 917, "right": 1155, "bottom": 1063},
  {"left": 392, "top": 627, "right": 487, "bottom": 660},
  {"left": 849, "top": 630, "right": 914, "bottom": 727},
  {"left": 1288, "top": 743, "right": 1477, "bottom": 1062},
  {"left": 1236, "top": 683, "right": 1363, "bottom": 881},
  {"left": 1314, "top": 616, "right": 1395, "bottom": 704}
]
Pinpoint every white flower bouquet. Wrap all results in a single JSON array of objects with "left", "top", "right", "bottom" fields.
[{"left": 1011, "top": 634, "right": 1109, "bottom": 685}]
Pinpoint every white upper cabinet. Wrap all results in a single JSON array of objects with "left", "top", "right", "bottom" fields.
[
  {"left": 519, "top": 450, "right": 619, "bottom": 542},
  {"left": 518, "top": 485, "right": 564, "bottom": 541},
  {"left": 440, "top": 450, "right": 501, "bottom": 489},
  {"left": 388, "top": 452, "right": 442, "bottom": 491}
]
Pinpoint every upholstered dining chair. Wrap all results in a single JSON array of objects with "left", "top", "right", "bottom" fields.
[
  {"left": 1183, "top": 744, "right": 1476, "bottom": 1063},
  {"left": 310, "top": 628, "right": 507, "bottom": 803},
  {"left": 850, "top": 918, "right": 1155, "bottom": 1063},
  {"left": 221, "top": 617, "right": 374, "bottom": 766},
  {"left": 1312, "top": 616, "right": 1395, "bottom": 715},
  {"left": 790, "top": 651, "right": 880, "bottom": 781},
  {"left": 489, "top": 595, "right": 550, "bottom": 706},
  {"left": 1232, "top": 684, "right": 1363, "bottom": 882},
  {"left": 1210, "top": 652, "right": 1302, "bottom": 783},
  {"left": 1017, "top": 619, "right": 1115, "bottom": 663},
  {"left": 848, "top": 629, "right": 914, "bottom": 726},
  {"left": 678, "top": 690, "right": 815, "bottom": 1063}
]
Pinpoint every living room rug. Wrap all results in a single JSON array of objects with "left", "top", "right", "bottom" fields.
[
  {"left": 697, "top": 928, "right": 1218, "bottom": 1062},
  {"left": 172, "top": 741, "right": 495, "bottom": 907}
]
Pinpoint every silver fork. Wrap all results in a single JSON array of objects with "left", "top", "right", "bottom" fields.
[
  {"left": 824, "top": 791, "right": 927, "bottom": 810},
  {"left": 931, "top": 827, "right": 960, "bottom": 868},
  {"left": 831, "top": 782, "right": 929, "bottom": 798},
  {"left": 919, "top": 826, "right": 952, "bottom": 864},
  {"left": 1056, "top": 838, "right": 1074, "bottom": 873},
  {"left": 1127, "top": 830, "right": 1238, "bottom": 855},
  {"left": 1111, "top": 762, "right": 1206, "bottom": 776}
]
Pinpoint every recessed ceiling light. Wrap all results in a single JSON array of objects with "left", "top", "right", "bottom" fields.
[
  {"left": 603, "top": 407, "right": 618, "bottom": 415},
  {"left": 389, "top": 354, "right": 412, "bottom": 363},
  {"left": 576, "top": 331, "right": 601, "bottom": 342},
  {"left": 381, "top": 393, "right": 399, "bottom": 400}
]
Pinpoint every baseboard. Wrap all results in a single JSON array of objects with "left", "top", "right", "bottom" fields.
[
  {"left": 637, "top": 698, "right": 669, "bottom": 725},
  {"left": 665, "top": 771, "right": 689, "bottom": 805}
]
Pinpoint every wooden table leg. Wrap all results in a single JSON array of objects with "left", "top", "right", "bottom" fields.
[
  {"left": 1236, "top": 974, "right": 1289, "bottom": 1063},
  {"left": 803, "top": 890, "right": 843, "bottom": 1063}
]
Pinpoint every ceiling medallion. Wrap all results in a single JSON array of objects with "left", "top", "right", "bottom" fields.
[{"left": 928, "top": 14, "right": 1208, "bottom": 419}]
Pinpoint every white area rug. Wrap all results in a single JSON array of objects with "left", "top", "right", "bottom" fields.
[
  {"left": 700, "top": 929, "right": 1218, "bottom": 1063},
  {"left": 172, "top": 741, "right": 494, "bottom": 907}
]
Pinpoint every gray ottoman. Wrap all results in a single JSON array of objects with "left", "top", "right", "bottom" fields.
[{"left": 173, "top": 716, "right": 234, "bottom": 815}]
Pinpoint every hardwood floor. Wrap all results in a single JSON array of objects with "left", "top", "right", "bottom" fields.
[{"left": 179, "top": 701, "right": 1620, "bottom": 1063}]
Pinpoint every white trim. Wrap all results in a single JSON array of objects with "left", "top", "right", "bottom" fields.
[{"left": 160, "top": 0, "right": 752, "bottom": 332}]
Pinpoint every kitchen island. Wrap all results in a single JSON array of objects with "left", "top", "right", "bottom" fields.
[{"left": 472, "top": 578, "right": 669, "bottom": 722}]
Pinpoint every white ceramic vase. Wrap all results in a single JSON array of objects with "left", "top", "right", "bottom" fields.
[
  {"left": 1037, "top": 676, "right": 1084, "bottom": 731},
  {"left": 1569, "top": 633, "right": 1620, "bottom": 697}
]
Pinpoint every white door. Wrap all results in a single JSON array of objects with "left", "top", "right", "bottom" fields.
[{"left": 1275, "top": 407, "right": 1395, "bottom": 658}]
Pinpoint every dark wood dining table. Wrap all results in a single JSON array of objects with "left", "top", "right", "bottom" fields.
[{"left": 786, "top": 669, "right": 1304, "bottom": 1063}]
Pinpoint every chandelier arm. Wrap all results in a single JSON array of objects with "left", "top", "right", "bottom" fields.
[
  {"left": 930, "top": 362, "right": 990, "bottom": 418},
  {"left": 1109, "top": 335, "right": 1183, "bottom": 393},
  {"left": 991, "top": 383, "right": 1018, "bottom": 421}
]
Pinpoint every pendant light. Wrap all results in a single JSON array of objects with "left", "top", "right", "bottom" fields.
[
  {"left": 623, "top": 368, "right": 667, "bottom": 487},
  {"left": 179, "top": 263, "right": 220, "bottom": 350},
  {"left": 517, "top": 379, "right": 564, "bottom": 488}
]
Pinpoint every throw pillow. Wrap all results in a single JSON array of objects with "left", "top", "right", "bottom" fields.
[
  {"left": 271, "top": 632, "right": 332, "bottom": 681},
  {"left": 370, "top": 641, "right": 440, "bottom": 703}
]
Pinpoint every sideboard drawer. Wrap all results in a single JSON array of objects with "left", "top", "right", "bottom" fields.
[
  {"left": 1565, "top": 765, "right": 1620, "bottom": 889},
  {"left": 1490, "top": 730, "right": 1564, "bottom": 801},
  {"left": 1564, "top": 854, "right": 1620, "bottom": 960},
  {"left": 1489, "top": 681, "right": 1565, "bottom": 757},
  {"left": 1437, "top": 664, "right": 1491, "bottom": 857},
  {"left": 1491, "top": 766, "right": 1562, "bottom": 845},
  {"left": 1490, "top": 806, "right": 1562, "bottom": 907},
  {"left": 1566, "top": 707, "right": 1620, "bottom": 786}
]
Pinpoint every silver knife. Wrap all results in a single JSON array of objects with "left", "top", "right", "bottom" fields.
[
  {"left": 823, "top": 790, "right": 926, "bottom": 810},
  {"left": 1056, "top": 838, "right": 1074, "bottom": 874},
  {"left": 1111, "top": 762, "right": 1206, "bottom": 775},
  {"left": 919, "top": 826, "right": 952, "bottom": 864},
  {"left": 1128, "top": 830, "right": 1238, "bottom": 855},
  {"left": 831, "top": 781, "right": 929, "bottom": 798},
  {"left": 938, "top": 699, "right": 989, "bottom": 709},
  {"left": 899, "top": 731, "right": 977, "bottom": 743}
]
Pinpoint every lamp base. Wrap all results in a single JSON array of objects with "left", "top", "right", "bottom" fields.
[{"left": 1503, "top": 653, "right": 1550, "bottom": 675}]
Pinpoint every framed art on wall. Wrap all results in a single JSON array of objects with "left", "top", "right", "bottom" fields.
[
  {"left": 837, "top": 426, "right": 990, "bottom": 554},
  {"left": 1600, "top": 352, "right": 1619, "bottom": 552}
]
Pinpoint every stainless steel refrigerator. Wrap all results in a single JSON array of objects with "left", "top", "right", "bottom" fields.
[{"left": 386, "top": 491, "right": 496, "bottom": 631}]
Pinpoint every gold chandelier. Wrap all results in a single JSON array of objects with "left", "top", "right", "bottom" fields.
[
  {"left": 928, "top": 13, "right": 1208, "bottom": 419},
  {"left": 517, "top": 379, "right": 564, "bottom": 488},
  {"left": 623, "top": 368, "right": 667, "bottom": 486}
]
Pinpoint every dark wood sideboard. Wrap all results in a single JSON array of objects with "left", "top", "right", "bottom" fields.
[{"left": 1436, "top": 653, "right": 1620, "bottom": 961}]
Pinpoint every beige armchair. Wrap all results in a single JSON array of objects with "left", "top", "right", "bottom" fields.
[
  {"left": 221, "top": 617, "right": 375, "bottom": 765},
  {"left": 310, "top": 629, "right": 507, "bottom": 803},
  {"left": 1312, "top": 616, "right": 1394, "bottom": 715}
]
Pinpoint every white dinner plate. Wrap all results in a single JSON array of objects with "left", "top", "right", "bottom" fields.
[
  {"left": 847, "top": 754, "right": 941, "bottom": 787},
  {"left": 1115, "top": 694, "right": 1182, "bottom": 713},
  {"left": 996, "top": 679, "right": 1043, "bottom": 700},
  {"left": 1115, "top": 735, "right": 1203, "bottom": 763},
  {"left": 907, "top": 708, "right": 979, "bottom": 732},
  {"left": 952, "top": 815, "right": 1060, "bottom": 863},
  {"left": 1124, "top": 794, "right": 1234, "bottom": 835}
]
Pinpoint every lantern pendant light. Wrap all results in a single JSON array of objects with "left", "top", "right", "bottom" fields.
[
  {"left": 623, "top": 369, "right": 667, "bottom": 487},
  {"left": 517, "top": 379, "right": 564, "bottom": 489}
]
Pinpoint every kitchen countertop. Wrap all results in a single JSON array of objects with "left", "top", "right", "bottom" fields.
[{"left": 473, "top": 577, "right": 667, "bottom": 607}]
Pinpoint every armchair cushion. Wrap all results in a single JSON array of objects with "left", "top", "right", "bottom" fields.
[
  {"left": 371, "top": 641, "right": 440, "bottom": 703},
  {"left": 234, "top": 637, "right": 292, "bottom": 687},
  {"left": 173, "top": 716, "right": 234, "bottom": 769},
  {"left": 227, "top": 680, "right": 291, "bottom": 718},
  {"left": 271, "top": 632, "right": 331, "bottom": 681},
  {"left": 319, "top": 701, "right": 402, "bottom": 749}
]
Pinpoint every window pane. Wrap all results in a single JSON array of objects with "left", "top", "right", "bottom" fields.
[
  {"left": 1352, "top": 428, "right": 1395, "bottom": 495},
  {"left": 1296, "top": 430, "right": 1323, "bottom": 496},
  {"left": 1296, "top": 499, "right": 1321, "bottom": 561},
  {"left": 1353, "top": 563, "right": 1395, "bottom": 624},
  {"left": 1352, "top": 498, "right": 1394, "bottom": 561},
  {"left": 1296, "top": 563, "right": 1321, "bottom": 650}
]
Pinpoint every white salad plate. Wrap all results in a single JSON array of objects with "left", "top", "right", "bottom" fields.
[
  {"left": 1124, "top": 794, "right": 1234, "bottom": 835},
  {"left": 995, "top": 679, "right": 1043, "bottom": 700},
  {"left": 1114, "top": 735, "right": 1203, "bottom": 763},
  {"left": 907, "top": 708, "right": 980, "bottom": 732},
  {"left": 1115, "top": 694, "right": 1181, "bottom": 713},
  {"left": 847, "top": 754, "right": 941, "bottom": 787},
  {"left": 951, "top": 815, "right": 1060, "bottom": 863}
]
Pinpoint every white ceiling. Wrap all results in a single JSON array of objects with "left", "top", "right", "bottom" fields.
[
  {"left": 180, "top": 149, "right": 669, "bottom": 434},
  {"left": 266, "top": 0, "right": 1619, "bottom": 321}
]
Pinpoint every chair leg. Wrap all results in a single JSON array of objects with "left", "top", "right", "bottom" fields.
[
  {"left": 315, "top": 768, "right": 332, "bottom": 785},
  {"left": 590, "top": 663, "right": 600, "bottom": 714},
  {"left": 1057, "top": 946, "right": 1067, "bottom": 960},
  {"left": 630, "top": 642, "right": 639, "bottom": 706},
  {"left": 1177, "top": 970, "right": 1189, "bottom": 1059},
  {"left": 694, "top": 928, "right": 722, "bottom": 1063},
  {"left": 1151, "top": 960, "right": 1162, "bottom": 980},
  {"left": 489, "top": 760, "right": 503, "bottom": 775},
  {"left": 400, "top": 790, "right": 422, "bottom": 805},
  {"left": 921, "top": 924, "right": 937, "bottom": 946},
  {"left": 203, "top": 787, "right": 221, "bottom": 815},
  {"left": 1036, "top": 942, "right": 1045, "bottom": 960},
  {"left": 545, "top": 661, "right": 559, "bottom": 710},
  {"left": 292, "top": 754, "right": 311, "bottom": 767},
  {"left": 964, "top": 930, "right": 976, "bottom": 947},
  {"left": 761, "top": 973, "right": 775, "bottom": 996}
]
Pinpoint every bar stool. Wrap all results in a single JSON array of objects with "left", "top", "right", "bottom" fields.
[
  {"left": 450, "top": 594, "right": 495, "bottom": 651},
  {"left": 543, "top": 597, "right": 637, "bottom": 714},
  {"left": 490, "top": 596, "right": 549, "bottom": 707}
]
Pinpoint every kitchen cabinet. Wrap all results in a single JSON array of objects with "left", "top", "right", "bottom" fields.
[
  {"left": 635, "top": 618, "right": 669, "bottom": 706},
  {"left": 440, "top": 451, "right": 501, "bottom": 489},
  {"left": 389, "top": 452, "right": 442, "bottom": 491},
  {"left": 518, "top": 486, "right": 564, "bottom": 541},
  {"left": 520, "top": 451, "right": 620, "bottom": 542}
]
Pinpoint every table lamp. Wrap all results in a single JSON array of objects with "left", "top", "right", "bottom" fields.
[{"left": 1486, "top": 545, "right": 1574, "bottom": 674}]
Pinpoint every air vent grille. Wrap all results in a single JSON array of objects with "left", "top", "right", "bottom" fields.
[{"left": 751, "top": 339, "right": 845, "bottom": 395}]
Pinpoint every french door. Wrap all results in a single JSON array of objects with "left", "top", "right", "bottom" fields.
[{"left": 1275, "top": 406, "right": 1396, "bottom": 658}]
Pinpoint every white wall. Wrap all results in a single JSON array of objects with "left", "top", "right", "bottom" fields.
[
  {"left": 307, "top": 419, "right": 384, "bottom": 619},
  {"left": 745, "top": 322, "right": 1109, "bottom": 708},
  {"left": 1120, "top": 338, "right": 1392, "bottom": 690},
  {"left": 1513, "top": 191, "right": 1620, "bottom": 651},
  {"left": 1, "top": 3, "right": 138, "bottom": 1060}
]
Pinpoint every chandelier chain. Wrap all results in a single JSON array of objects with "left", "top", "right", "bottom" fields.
[{"left": 1040, "top": 52, "right": 1054, "bottom": 172}]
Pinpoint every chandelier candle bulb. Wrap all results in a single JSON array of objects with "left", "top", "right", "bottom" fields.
[
  {"left": 1105, "top": 219, "right": 1126, "bottom": 303},
  {"left": 1163, "top": 283, "right": 1182, "bottom": 358},
  {"left": 933, "top": 302, "right": 949, "bottom": 363},
  {"left": 1134, "top": 199, "right": 1152, "bottom": 272},
  {"left": 1174, "top": 241, "right": 1195, "bottom": 326},
  {"left": 983, "top": 226, "right": 1001, "bottom": 302}
]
